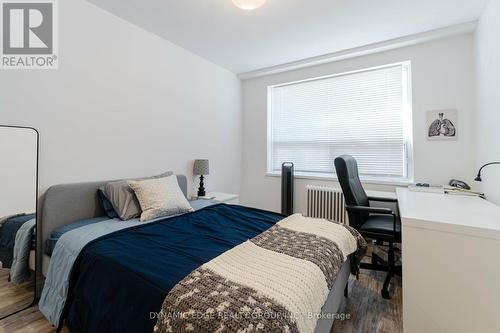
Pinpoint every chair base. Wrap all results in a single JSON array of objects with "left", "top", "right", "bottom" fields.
[
  {"left": 361, "top": 245, "right": 401, "bottom": 299},
  {"left": 381, "top": 288, "right": 391, "bottom": 299}
]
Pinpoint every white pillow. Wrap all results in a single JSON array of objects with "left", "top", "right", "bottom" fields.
[{"left": 128, "top": 175, "right": 194, "bottom": 222}]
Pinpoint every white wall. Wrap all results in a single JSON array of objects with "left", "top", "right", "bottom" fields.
[
  {"left": 241, "top": 34, "right": 476, "bottom": 213},
  {"left": 0, "top": 0, "right": 242, "bottom": 197},
  {"left": 475, "top": 0, "right": 500, "bottom": 205},
  {"left": 0, "top": 128, "right": 37, "bottom": 217}
]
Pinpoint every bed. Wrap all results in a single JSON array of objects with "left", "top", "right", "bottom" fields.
[
  {"left": 0, "top": 213, "right": 36, "bottom": 282},
  {"left": 39, "top": 175, "right": 364, "bottom": 333}
]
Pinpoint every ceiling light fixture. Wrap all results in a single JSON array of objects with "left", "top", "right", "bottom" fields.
[{"left": 232, "top": 0, "right": 266, "bottom": 10}]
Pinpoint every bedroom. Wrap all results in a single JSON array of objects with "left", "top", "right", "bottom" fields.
[{"left": 0, "top": 0, "right": 499, "bottom": 332}]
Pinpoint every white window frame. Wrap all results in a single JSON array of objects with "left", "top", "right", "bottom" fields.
[{"left": 266, "top": 61, "right": 414, "bottom": 186}]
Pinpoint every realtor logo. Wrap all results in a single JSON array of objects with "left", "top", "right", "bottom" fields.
[{"left": 1, "top": 0, "right": 57, "bottom": 69}]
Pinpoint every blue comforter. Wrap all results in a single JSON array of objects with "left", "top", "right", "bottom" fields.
[
  {"left": 0, "top": 213, "right": 35, "bottom": 268},
  {"left": 63, "top": 204, "right": 283, "bottom": 333}
]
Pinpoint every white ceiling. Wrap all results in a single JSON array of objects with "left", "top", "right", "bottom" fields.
[{"left": 88, "top": 0, "right": 488, "bottom": 74}]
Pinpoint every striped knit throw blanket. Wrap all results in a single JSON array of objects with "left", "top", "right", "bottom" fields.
[{"left": 154, "top": 214, "right": 367, "bottom": 333}]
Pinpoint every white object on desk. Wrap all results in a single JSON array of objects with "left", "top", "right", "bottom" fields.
[
  {"left": 397, "top": 187, "right": 500, "bottom": 333},
  {"left": 199, "top": 192, "right": 239, "bottom": 204},
  {"left": 407, "top": 184, "right": 444, "bottom": 193}
]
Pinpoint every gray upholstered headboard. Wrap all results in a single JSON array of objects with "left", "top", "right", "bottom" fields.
[{"left": 40, "top": 175, "right": 187, "bottom": 257}]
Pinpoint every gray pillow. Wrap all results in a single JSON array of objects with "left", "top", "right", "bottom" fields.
[{"left": 100, "top": 171, "right": 173, "bottom": 220}]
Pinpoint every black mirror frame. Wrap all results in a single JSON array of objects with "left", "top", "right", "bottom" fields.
[{"left": 0, "top": 124, "right": 39, "bottom": 320}]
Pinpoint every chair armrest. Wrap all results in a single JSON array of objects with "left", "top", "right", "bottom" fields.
[
  {"left": 345, "top": 205, "right": 394, "bottom": 215},
  {"left": 346, "top": 205, "right": 399, "bottom": 239},
  {"left": 368, "top": 196, "right": 398, "bottom": 203}
]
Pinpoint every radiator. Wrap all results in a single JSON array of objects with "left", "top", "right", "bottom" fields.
[{"left": 306, "top": 185, "right": 349, "bottom": 224}]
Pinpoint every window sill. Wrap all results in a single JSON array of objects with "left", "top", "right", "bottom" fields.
[{"left": 265, "top": 172, "right": 413, "bottom": 187}]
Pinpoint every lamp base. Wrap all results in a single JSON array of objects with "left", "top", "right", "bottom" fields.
[{"left": 197, "top": 175, "right": 206, "bottom": 197}]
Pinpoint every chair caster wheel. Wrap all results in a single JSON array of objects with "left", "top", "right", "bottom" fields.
[{"left": 381, "top": 289, "right": 391, "bottom": 299}]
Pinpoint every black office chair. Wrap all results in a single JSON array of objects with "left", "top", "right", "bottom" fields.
[{"left": 334, "top": 155, "right": 401, "bottom": 299}]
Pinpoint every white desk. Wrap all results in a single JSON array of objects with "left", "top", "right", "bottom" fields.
[{"left": 397, "top": 188, "right": 500, "bottom": 333}]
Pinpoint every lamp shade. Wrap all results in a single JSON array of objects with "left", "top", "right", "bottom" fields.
[{"left": 193, "top": 159, "right": 210, "bottom": 176}]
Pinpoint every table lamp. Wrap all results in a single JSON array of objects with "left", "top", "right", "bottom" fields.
[
  {"left": 475, "top": 161, "right": 500, "bottom": 181},
  {"left": 193, "top": 159, "right": 209, "bottom": 197}
]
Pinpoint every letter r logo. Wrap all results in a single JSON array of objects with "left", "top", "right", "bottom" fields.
[{"left": 2, "top": 2, "right": 53, "bottom": 54}]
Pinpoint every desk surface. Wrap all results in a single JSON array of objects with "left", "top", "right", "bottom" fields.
[{"left": 397, "top": 187, "right": 500, "bottom": 240}]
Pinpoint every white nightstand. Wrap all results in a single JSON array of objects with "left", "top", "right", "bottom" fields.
[{"left": 198, "top": 192, "right": 239, "bottom": 204}]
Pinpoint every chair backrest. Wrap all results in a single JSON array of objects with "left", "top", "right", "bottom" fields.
[{"left": 334, "top": 155, "right": 369, "bottom": 229}]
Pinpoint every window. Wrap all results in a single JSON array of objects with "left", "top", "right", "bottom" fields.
[{"left": 267, "top": 62, "right": 413, "bottom": 183}]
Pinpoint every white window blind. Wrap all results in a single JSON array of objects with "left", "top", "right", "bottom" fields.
[{"left": 268, "top": 62, "right": 412, "bottom": 182}]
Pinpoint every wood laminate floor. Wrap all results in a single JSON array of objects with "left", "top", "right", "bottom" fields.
[
  {"left": 332, "top": 271, "right": 402, "bottom": 333},
  {"left": 0, "top": 306, "right": 68, "bottom": 333},
  {"left": 332, "top": 244, "right": 403, "bottom": 333},
  {"left": 0, "top": 269, "right": 34, "bottom": 319}
]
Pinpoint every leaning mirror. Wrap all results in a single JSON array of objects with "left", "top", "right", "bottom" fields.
[{"left": 0, "top": 125, "right": 38, "bottom": 319}]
